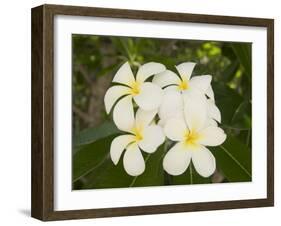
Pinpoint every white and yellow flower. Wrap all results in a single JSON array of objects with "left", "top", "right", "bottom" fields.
[
  {"left": 153, "top": 62, "right": 213, "bottom": 97},
  {"left": 163, "top": 95, "right": 226, "bottom": 177},
  {"left": 153, "top": 62, "right": 220, "bottom": 126},
  {"left": 104, "top": 62, "right": 166, "bottom": 132},
  {"left": 110, "top": 108, "right": 165, "bottom": 176}
]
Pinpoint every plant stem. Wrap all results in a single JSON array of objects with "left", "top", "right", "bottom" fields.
[
  {"left": 189, "top": 163, "right": 193, "bottom": 184},
  {"left": 163, "top": 140, "right": 173, "bottom": 185}
]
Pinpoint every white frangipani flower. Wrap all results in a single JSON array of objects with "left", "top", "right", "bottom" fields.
[
  {"left": 104, "top": 62, "right": 166, "bottom": 132},
  {"left": 105, "top": 61, "right": 226, "bottom": 178},
  {"left": 206, "top": 85, "right": 215, "bottom": 101},
  {"left": 154, "top": 62, "right": 220, "bottom": 126},
  {"left": 207, "top": 99, "right": 221, "bottom": 123},
  {"left": 157, "top": 88, "right": 221, "bottom": 127},
  {"left": 163, "top": 95, "right": 226, "bottom": 177},
  {"left": 153, "top": 62, "right": 212, "bottom": 98},
  {"left": 110, "top": 108, "right": 165, "bottom": 176}
]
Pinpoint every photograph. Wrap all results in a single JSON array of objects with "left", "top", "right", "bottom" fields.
[
  {"left": 30, "top": 4, "right": 273, "bottom": 221},
  {"left": 0, "top": 0, "right": 277, "bottom": 224},
  {"left": 72, "top": 35, "right": 252, "bottom": 190}
]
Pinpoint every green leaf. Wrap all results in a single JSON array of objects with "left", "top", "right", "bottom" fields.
[
  {"left": 80, "top": 155, "right": 133, "bottom": 189},
  {"left": 211, "top": 135, "right": 252, "bottom": 182},
  {"left": 72, "top": 136, "right": 114, "bottom": 182},
  {"left": 130, "top": 145, "right": 165, "bottom": 187},
  {"left": 230, "top": 100, "right": 251, "bottom": 129},
  {"left": 231, "top": 43, "right": 252, "bottom": 78},
  {"left": 222, "top": 44, "right": 237, "bottom": 61},
  {"left": 80, "top": 144, "right": 166, "bottom": 189},
  {"left": 73, "top": 121, "right": 120, "bottom": 148},
  {"left": 220, "top": 60, "right": 239, "bottom": 82},
  {"left": 213, "top": 84, "right": 244, "bottom": 125}
]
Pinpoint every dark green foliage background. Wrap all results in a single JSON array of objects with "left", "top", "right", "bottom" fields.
[{"left": 72, "top": 34, "right": 252, "bottom": 190}]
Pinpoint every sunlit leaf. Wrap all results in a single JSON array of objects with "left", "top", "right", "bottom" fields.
[
  {"left": 220, "top": 60, "right": 239, "bottom": 82},
  {"left": 231, "top": 43, "right": 252, "bottom": 78}
]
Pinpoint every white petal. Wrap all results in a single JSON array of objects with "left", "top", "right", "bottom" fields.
[
  {"left": 163, "top": 85, "right": 179, "bottom": 92},
  {"left": 135, "top": 108, "right": 158, "bottom": 128},
  {"left": 136, "top": 62, "right": 166, "bottom": 83},
  {"left": 104, "top": 85, "right": 131, "bottom": 114},
  {"left": 198, "top": 126, "right": 226, "bottom": 146},
  {"left": 159, "top": 113, "right": 185, "bottom": 128},
  {"left": 204, "top": 118, "right": 218, "bottom": 127},
  {"left": 110, "top": 135, "right": 135, "bottom": 165},
  {"left": 207, "top": 100, "right": 221, "bottom": 123},
  {"left": 175, "top": 62, "right": 196, "bottom": 81},
  {"left": 152, "top": 70, "right": 181, "bottom": 88},
  {"left": 189, "top": 75, "right": 212, "bottom": 94},
  {"left": 183, "top": 93, "right": 207, "bottom": 132},
  {"left": 158, "top": 89, "right": 184, "bottom": 124},
  {"left": 123, "top": 143, "right": 145, "bottom": 176},
  {"left": 191, "top": 146, "right": 216, "bottom": 177},
  {"left": 150, "top": 120, "right": 156, "bottom": 126},
  {"left": 157, "top": 119, "right": 166, "bottom": 127},
  {"left": 164, "top": 118, "right": 187, "bottom": 141},
  {"left": 206, "top": 86, "right": 215, "bottom": 100},
  {"left": 138, "top": 125, "right": 165, "bottom": 153},
  {"left": 133, "top": 82, "right": 163, "bottom": 110},
  {"left": 113, "top": 95, "right": 134, "bottom": 132},
  {"left": 112, "top": 62, "right": 136, "bottom": 86},
  {"left": 163, "top": 142, "right": 192, "bottom": 175}
]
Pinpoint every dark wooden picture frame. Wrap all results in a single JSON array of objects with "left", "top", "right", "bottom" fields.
[{"left": 31, "top": 4, "right": 274, "bottom": 221}]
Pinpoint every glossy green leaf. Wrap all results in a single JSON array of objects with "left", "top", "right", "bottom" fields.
[
  {"left": 73, "top": 121, "right": 120, "bottom": 148},
  {"left": 213, "top": 84, "right": 243, "bottom": 125},
  {"left": 211, "top": 135, "right": 252, "bottom": 182},
  {"left": 80, "top": 144, "right": 166, "bottom": 189},
  {"left": 72, "top": 136, "right": 114, "bottom": 183},
  {"left": 80, "top": 155, "right": 133, "bottom": 189},
  {"left": 230, "top": 100, "right": 251, "bottom": 129}
]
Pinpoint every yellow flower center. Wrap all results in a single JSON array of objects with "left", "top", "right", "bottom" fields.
[
  {"left": 184, "top": 130, "right": 200, "bottom": 146},
  {"left": 132, "top": 126, "right": 143, "bottom": 142},
  {"left": 130, "top": 81, "right": 141, "bottom": 96},
  {"left": 178, "top": 80, "right": 189, "bottom": 91}
]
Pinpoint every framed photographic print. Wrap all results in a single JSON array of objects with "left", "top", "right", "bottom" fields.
[{"left": 31, "top": 4, "right": 274, "bottom": 221}]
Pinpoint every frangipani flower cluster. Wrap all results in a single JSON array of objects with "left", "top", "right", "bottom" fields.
[{"left": 104, "top": 61, "right": 226, "bottom": 177}]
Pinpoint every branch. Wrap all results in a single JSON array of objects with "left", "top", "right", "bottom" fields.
[
  {"left": 73, "top": 105, "right": 93, "bottom": 123},
  {"left": 76, "top": 64, "right": 93, "bottom": 86}
]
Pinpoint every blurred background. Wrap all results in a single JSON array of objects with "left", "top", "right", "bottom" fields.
[{"left": 72, "top": 35, "right": 252, "bottom": 190}]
